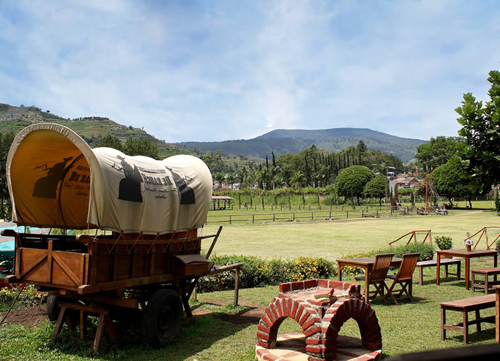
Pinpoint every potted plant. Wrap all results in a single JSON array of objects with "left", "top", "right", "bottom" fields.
[
  {"left": 464, "top": 233, "right": 473, "bottom": 252},
  {"left": 435, "top": 235, "right": 453, "bottom": 250}
]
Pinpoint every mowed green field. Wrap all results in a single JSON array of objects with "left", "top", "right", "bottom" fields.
[{"left": 203, "top": 209, "right": 500, "bottom": 260}]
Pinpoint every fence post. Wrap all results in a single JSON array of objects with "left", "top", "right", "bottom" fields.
[
  {"left": 293, "top": 213, "right": 295, "bottom": 221},
  {"left": 311, "top": 212, "right": 314, "bottom": 220},
  {"left": 229, "top": 215, "right": 232, "bottom": 224},
  {"left": 347, "top": 211, "right": 349, "bottom": 218},
  {"left": 362, "top": 210, "right": 364, "bottom": 218},
  {"left": 329, "top": 210, "right": 332, "bottom": 219},
  {"left": 252, "top": 214, "right": 255, "bottom": 224},
  {"left": 273, "top": 214, "right": 275, "bottom": 222},
  {"left": 377, "top": 210, "right": 379, "bottom": 217}
]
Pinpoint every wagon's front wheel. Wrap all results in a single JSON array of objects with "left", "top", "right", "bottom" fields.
[{"left": 142, "top": 288, "right": 183, "bottom": 347}]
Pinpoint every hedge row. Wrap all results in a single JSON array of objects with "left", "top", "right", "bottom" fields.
[{"left": 197, "top": 243, "right": 434, "bottom": 293}]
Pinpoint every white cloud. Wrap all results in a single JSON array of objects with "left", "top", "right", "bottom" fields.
[{"left": 1, "top": 0, "right": 500, "bottom": 144}]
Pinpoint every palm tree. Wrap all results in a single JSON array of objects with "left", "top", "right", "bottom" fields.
[
  {"left": 213, "top": 172, "right": 225, "bottom": 190},
  {"left": 290, "top": 171, "right": 306, "bottom": 190},
  {"left": 226, "top": 173, "right": 236, "bottom": 189}
]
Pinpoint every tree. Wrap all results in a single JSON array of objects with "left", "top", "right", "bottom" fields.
[
  {"left": 97, "top": 134, "right": 123, "bottom": 151},
  {"left": 225, "top": 173, "right": 236, "bottom": 189},
  {"left": 123, "top": 137, "right": 159, "bottom": 159},
  {"left": 432, "top": 160, "right": 473, "bottom": 208},
  {"left": 414, "top": 136, "right": 463, "bottom": 169},
  {"left": 335, "top": 165, "right": 374, "bottom": 204},
  {"left": 0, "top": 130, "right": 15, "bottom": 219},
  {"left": 214, "top": 172, "right": 225, "bottom": 190},
  {"left": 456, "top": 70, "right": 500, "bottom": 194},
  {"left": 357, "top": 140, "right": 367, "bottom": 166},
  {"left": 363, "top": 174, "right": 386, "bottom": 205},
  {"left": 289, "top": 171, "right": 306, "bottom": 190}
]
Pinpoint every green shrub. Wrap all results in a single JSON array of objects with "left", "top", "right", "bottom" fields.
[
  {"left": 434, "top": 235, "right": 453, "bottom": 250},
  {"left": 197, "top": 254, "right": 336, "bottom": 293}
]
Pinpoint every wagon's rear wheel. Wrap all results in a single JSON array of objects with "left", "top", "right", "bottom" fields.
[{"left": 142, "top": 288, "right": 182, "bottom": 347}]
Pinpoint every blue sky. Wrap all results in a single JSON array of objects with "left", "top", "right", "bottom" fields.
[{"left": 1, "top": 0, "right": 499, "bottom": 143}]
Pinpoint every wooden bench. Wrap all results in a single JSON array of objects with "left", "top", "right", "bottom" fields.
[
  {"left": 471, "top": 267, "right": 500, "bottom": 294},
  {"left": 441, "top": 294, "right": 496, "bottom": 344},
  {"left": 416, "top": 258, "right": 461, "bottom": 285}
]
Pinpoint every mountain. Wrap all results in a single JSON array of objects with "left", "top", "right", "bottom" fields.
[
  {"left": 0, "top": 103, "right": 188, "bottom": 157},
  {"left": 178, "top": 128, "right": 427, "bottom": 163},
  {"left": 0, "top": 103, "right": 427, "bottom": 162}
]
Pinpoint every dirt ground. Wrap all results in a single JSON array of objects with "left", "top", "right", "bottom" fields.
[
  {"left": 1, "top": 304, "right": 49, "bottom": 328},
  {"left": 0, "top": 300, "right": 266, "bottom": 329}
]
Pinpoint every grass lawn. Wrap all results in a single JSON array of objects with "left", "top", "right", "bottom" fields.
[
  {"left": 204, "top": 209, "right": 500, "bottom": 260},
  {"left": 1, "top": 209, "right": 499, "bottom": 360}
]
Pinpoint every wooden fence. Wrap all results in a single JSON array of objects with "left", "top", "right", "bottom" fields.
[{"left": 206, "top": 207, "right": 415, "bottom": 225}]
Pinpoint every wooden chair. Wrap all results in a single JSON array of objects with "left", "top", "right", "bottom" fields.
[
  {"left": 354, "top": 253, "right": 394, "bottom": 304},
  {"left": 385, "top": 253, "right": 420, "bottom": 305}
]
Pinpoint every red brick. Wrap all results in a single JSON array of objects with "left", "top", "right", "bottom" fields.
[
  {"left": 299, "top": 310, "right": 311, "bottom": 325},
  {"left": 285, "top": 298, "right": 292, "bottom": 316},
  {"left": 290, "top": 300, "right": 298, "bottom": 319},
  {"left": 270, "top": 303, "right": 280, "bottom": 321},
  {"left": 292, "top": 281, "right": 304, "bottom": 291},
  {"left": 263, "top": 354, "right": 280, "bottom": 361},
  {"left": 363, "top": 333, "right": 382, "bottom": 344},
  {"left": 256, "top": 340, "right": 270, "bottom": 349},
  {"left": 257, "top": 324, "right": 271, "bottom": 334},
  {"left": 327, "top": 280, "right": 341, "bottom": 289},
  {"left": 302, "top": 316, "right": 317, "bottom": 330},
  {"left": 255, "top": 348, "right": 268, "bottom": 357},
  {"left": 265, "top": 307, "right": 276, "bottom": 324},
  {"left": 322, "top": 335, "right": 338, "bottom": 345},
  {"left": 276, "top": 299, "right": 283, "bottom": 318},
  {"left": 304, "top": 279, "right": 317, "bottom": 289},
  {"left": 295, "top": 304, "right": 305, "bottom": 322},
  {"left": 363, "top": 325, "right": 381, "bottom": 337},
  {"left": 306, "top": 337, "right": 321, "bottom": 345},
  {"left": 261, "top": 314, "right": 273, "bottom": 328},
  {"left": 304, "top": 325, "right": 321, "bottom": 337},
  {"left": 279, "top": 282, "right": 291, "bottom": 293},
  {"left": 365, "top": 342, "right": 382, "bottom": 351},
  {"left": 317, "top": 279, "right": 328, "bottom": 288},
  {"left": 328, "top": 316, "right": 344, "bottom": 331},
  {"left": 257, "top": 332, "right": 270, "bottom": 341},
  {"left": 305, "top": 345, "right": 322, "bottom": 353}
]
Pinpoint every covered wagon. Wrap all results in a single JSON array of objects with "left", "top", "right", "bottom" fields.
[{"left": 2, "top": 123, "right": 237, "bottom": 352}]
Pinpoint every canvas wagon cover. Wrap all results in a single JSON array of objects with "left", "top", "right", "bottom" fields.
[{"left": 6, "top": 123, "right": 212, "bottom": 234}]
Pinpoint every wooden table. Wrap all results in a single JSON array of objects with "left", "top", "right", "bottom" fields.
[
  {"left": 436, "top": 249, "right": 498, "bottom": 290},
  {"left": 337, "top": 257, "right": 402, "bottom": 303},
  {"left": 495, "top": 285, "right": 500, "bottom": 344}
]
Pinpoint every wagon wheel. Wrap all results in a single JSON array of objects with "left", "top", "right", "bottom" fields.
[
  {"left": 141, "top": 288, "right": 182, "bottom": 347},
  {"left": 46, "top": 295, "right": 60, "bottom": 322},
  {"left": 46, "top": 295, "right": 79, "bottom": 326}
]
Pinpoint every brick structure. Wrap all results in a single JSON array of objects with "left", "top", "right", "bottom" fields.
[{"left": 257, "top": 279, "right": 382, "bottom": 361}]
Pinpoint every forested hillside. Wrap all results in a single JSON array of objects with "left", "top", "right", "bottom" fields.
[{"left": 179, "top": 127, "right": 426, "bottom": 163}]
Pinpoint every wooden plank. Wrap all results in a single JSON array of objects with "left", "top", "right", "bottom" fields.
[
  {"left": 51, "top": 252, "right": 82, "bottom": 286},
  {"left": 48, "top": 241, "right": 53, "bottom": 284},
  {"left": 19, "top": 251, "right": 48, "bottom": 279}
]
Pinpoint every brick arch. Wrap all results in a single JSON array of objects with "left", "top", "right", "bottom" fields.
[
  {"left": 257, "top": 296, "right": 322, "bottom": 354},
  {"left": 323, "top": 298, "right": 382, "bottom": 352}
]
